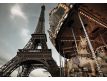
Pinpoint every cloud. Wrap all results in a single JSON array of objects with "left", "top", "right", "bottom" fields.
[
  {"left": 20, "top": 28, "right": 30, "bottom": 43},
  {"left": 10, "top": 4, "right": 28, "bottom": 29},
  {"left": 10, "top": 4, "right": 30, "bottom": 44},
  {"left": 10, "top": 4, "right": 27, "bottom": 21},
  {"left": 21, "top": 28, "right": 29, "bottom": 37}
]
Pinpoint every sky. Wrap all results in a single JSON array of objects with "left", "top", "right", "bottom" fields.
[{"left": 0, "top": 3, "right": 64, "bottom": 77}]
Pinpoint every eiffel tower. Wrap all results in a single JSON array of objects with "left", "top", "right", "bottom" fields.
[{"left": 0, "top": 5, "right": 59, "bottom": 77}]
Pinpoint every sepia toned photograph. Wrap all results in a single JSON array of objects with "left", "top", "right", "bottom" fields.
[{"left": 0, "top": 3, "right": 107, "bottom": 77}]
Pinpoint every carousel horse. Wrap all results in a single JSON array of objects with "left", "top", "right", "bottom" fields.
[
  {"left": 95, "top": 45, "right": 107, "bottom": 63},
  {"left": 66, "top": 36, "right": 96, "bottom": 76},
  {"left": 95, "top": 46, "right": 107, "bottom": 74}
]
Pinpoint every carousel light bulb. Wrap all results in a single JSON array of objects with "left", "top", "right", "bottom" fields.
[
  {"left": 80, "top": 11, "right": 107, "bottom": 28},
  {"left": 70, "top": 4, "right": 73, "bottom": 8}
]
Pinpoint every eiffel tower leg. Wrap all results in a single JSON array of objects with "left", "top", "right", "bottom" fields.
[
  {"left": 17, "top": 65, "right": 33, "bottom": 77},
  {"left": 0, "top": 56, "right": 19, "bottom": 77}
]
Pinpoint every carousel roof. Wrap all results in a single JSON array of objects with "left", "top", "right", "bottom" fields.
[{"left": 48, "top": 3, "right": 107, "bottom": 58}]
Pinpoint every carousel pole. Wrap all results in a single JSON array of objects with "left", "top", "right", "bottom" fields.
[
  {"left": 63, "top": 51, "right": 65, "bottom": 76},
  {"left": 61, "top": 58, "right": 64, "bottom": 77},
  {"left": 71, "top": 28, "right": 78, "bottom": 52},
  {"left": 60, "top": 54, "right": 62, "bottom": 77},
  {"left": 59, "top": 53, "right": 62, "bottom": 77},
  {"left": 60, "top": 55, "right": 62, "bottom": 77},
  {"left": 78, "top": 13, "right": 103, "bottom": 76},
  {"left": 58, "top": 40, "right": 62, "bottom": 77}
]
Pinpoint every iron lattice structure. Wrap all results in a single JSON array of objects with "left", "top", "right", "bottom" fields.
[{"left": 0, "top": 5, "right": 59, "bottom": 77}]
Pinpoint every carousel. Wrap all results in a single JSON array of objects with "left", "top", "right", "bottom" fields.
[{"left": 48, "top": 3, "right": 107, "bottom": 77}]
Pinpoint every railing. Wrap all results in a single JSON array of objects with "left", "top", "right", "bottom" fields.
[
  {"left": 79, "top": 8, "right": 107, "bottom": 29},
  {"left": 17, "top": 49, "right": 52, "bottom": 59},
  {"left": 17, "top": 51, "right": 52, "bottom": 59},
  {"left": 18, "top": 49, "right": 51, "bottom": 53},
  {"left": 31, "top": 34, "right": 46, "bottom": 40}
]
